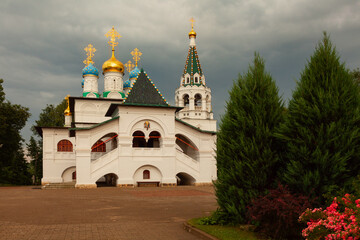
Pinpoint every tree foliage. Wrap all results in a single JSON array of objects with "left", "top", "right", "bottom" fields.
[
  {"left": 214, "top": 53, "right": 284, "bottom": 224},
  {"left": 0, "top": 79, "right": 31, "bottom": 185},
  {"left": 27, "top": 98, "right": 66, "bottom": 184},
  {"left": 31, "top": 99, "right": 66, "bottom": 136},
  {"left": 26, "top": 136, "right": 42, "bottom": 184},
  {"left": 351, "top": 67, "right": 360, "bottom": 85},
  {"left": 276, "top": 33, "right": 360, "bottom": 204}
]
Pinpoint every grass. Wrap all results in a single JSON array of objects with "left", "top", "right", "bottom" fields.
[{"left": 188, "top": 217, "right": 262, "bottom": 240}]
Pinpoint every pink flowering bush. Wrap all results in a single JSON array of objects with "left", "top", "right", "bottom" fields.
[{"left": 299, "top": 194, "right": 360, "bottom": 240}]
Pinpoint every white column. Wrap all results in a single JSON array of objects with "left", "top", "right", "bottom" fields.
[
  {"left": 201, "top": 99, "right": 206, "bottom": 111},
  {"left": 75, "top": 133, "right": 96, "bottom": 188},
  {"left": 64, "top": 115, "right": 71, "bottom": 127},
  {"left": 189, "top": 97, "right": 195, "bottom": 110}
]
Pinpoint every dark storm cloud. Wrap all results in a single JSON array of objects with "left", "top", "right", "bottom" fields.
[{"left": 0, "top": 0, "right": 359, "bottom": 142}]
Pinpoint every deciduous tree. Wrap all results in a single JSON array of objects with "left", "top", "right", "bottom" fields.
[{"left": 0, "top": 79, "right": 31, "bottom": 185}]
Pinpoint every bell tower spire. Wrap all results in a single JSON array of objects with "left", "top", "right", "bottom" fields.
[{"left": 175, "top": 19, "right": 215, "bottom": 132}]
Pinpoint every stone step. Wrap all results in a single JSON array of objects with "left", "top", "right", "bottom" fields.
[{"left": 42, "top": 182, "right": 76, "bottom": 189}]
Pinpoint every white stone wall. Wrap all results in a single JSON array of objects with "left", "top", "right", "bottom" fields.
[
  {"left": 42, "top": 128, "right": 76, "bottom": 184},
  {"left": 74, "top": 99, "right": 117, "bottom": 124},
  {"left": 43, "top": 101, "right": 217, "bottom": 187}
]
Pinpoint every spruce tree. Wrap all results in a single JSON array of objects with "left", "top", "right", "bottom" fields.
[
  {"left": 276, "top": 33, "right": 360, "bottom": 204},
  {"left": 215, "top": 53, "right": 284, "bottom": 224}
]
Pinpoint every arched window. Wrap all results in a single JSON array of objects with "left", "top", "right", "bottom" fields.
[
  {"left": 195, "top": 77, "right": 198, "bottom": 83},
  {"left": 148, "top": 131, "right": 161, "bottom": 148},
  {"left": 143, "top": 170, "right": 150, "bottom": 179},
  {"left": 195, "top": 94, "right": 202, "bottom": 107},
  {"left": 132, "top": 131, "right": 146, "bottom": 148},
  {"left": 92, "top": 140, "right": 106, "bottom": 152},
  {"left": 186, "top": 77, "right": 190, "bottom": 84},
  {"left": 183, "top": 94, "right": 189, "bottom": 107},
  {"left": 57, "top": 140, "right": 73, "bottom": 152}
]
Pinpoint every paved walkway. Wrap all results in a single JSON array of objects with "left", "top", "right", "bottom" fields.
[{"left": 0, "top": 186, "right": 217, "bottom": 240}]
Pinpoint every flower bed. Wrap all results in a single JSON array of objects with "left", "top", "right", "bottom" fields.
[{"left": 299, "top": 194, "right": 360, "bottom": 240}]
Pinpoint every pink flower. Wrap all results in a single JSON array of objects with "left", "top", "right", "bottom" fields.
[{"left": 300, "top": 194, "right": 360, "bottom": 240}]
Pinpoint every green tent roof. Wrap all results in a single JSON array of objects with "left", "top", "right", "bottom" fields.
[{"left": 124, "top": 69, "right": 169, "bottom": 106}]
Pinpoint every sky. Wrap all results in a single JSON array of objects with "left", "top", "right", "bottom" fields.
[{"left": 0, "top": 0, "right": 360, "bottom": 143}]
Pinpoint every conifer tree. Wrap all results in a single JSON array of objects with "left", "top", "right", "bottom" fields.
[
  {"left": 215, "top": 53, "right": 284, "bottom": 224},
  {"left": 276, "top": 33, "right": 360, "bottom": 203}
]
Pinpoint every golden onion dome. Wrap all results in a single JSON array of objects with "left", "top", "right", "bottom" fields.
[
  {"left": 64, "top": 95, "right": 71, "bottom": 116},
  {"left": 102, "top": 51, "right": 124, "bottom": 74},
  {"left": 189, "top": 27, "right": 197, "bottom": 38},
  {"left": 64, "top": 107, "right": 71, "bottom": 116}
]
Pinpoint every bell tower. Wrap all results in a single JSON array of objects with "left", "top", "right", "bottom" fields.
[{"left": 175, "top": 18, "right": 215, "bottom": 131}]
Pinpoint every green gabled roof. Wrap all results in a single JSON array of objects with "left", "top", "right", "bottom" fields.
[
  {"left": 183, "top": 46, "right": 203, "bottom": 86},
  {"left": 175, "top": 118, "right": 216, "bottom": 134},
  {"left": 69, "top": 116, "right": 119, "bottom": 131},
  {"left": 124, "top": 69, "right": 169, "bottom": 106}
]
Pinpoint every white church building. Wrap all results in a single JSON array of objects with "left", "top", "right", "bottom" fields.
[{"left": 38, "top": 23, "right": 217, "bottom": 188}]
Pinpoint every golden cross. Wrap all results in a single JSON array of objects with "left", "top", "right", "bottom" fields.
[
  {"left": 131, "top": 48, "right": 142, "bottom": 67},
  {"left": 83, "top": 44, "right": 96, "bottom": 66},
  {"left": 190, "top": 17, "right": 195, "bottom": 29},
  {"left": 125, "top": 60, "right": 135, "bottom": 73},
  {"left": 105, "top": 26, "right": 121, "bottom": 50}
]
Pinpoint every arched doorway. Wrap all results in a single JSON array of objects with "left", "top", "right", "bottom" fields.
[
  {"left": 183, "top": 94, "right": 189, "bottom": 107},
  {"left": 61, "top": 166, "right": 76, "bottom": 183},
  {"left": 176, "top": 172, "right": 196, "bottom": 186},
  {"left": 175, "top": 134, "right": 199, "bottom": 160},
  {"left": 133, "top": 165, "right": 162, "bottom": 187},
  {"left": 194, "top": 93, "right": 202, "bottom": 108},
  {"left": 91, "top": 133, "right": 118, "bottom": 161},
  {"left": 147, "top": 131, "right": 161, "bottom": 148},
  {"left": 132, "top": 131, "right": 146, "bottom": 147},
  {"left": 96, "top": 173, "right": 118, "bottom": 187}
]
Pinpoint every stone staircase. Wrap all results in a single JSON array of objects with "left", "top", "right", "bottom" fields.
[{"left": 42, "top": 182, "right": 76, "bottom": 189}]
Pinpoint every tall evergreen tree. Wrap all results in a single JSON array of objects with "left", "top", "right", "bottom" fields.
[
  {"left": 276, "top": 33, "right": 360, "bottom": 204},
  {"left": 215, "top": 53, "right": 284, "bottom": 224}
]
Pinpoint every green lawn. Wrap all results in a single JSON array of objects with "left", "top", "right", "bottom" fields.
[{"left": 188, "top": 218, "right": 262, "bottom": 240}]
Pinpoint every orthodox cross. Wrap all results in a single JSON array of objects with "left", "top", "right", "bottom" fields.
[
  {"left": 190, "top": 17, "right": 195, "bottom": 29},
  {"left": 105, "top": 26, "right": 121, "bottom": 50},
  {"left": 131, "top": 48, "right": 142, "bottom": 67},
  {"left": 125, "top": 60, "right": 135, "bottom": 73},
  {"left": 83, "top": 44, "right": 96, "bottom": 66}
]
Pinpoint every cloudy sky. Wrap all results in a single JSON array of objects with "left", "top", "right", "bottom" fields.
[{"left": 1, "top": 0, "right": 360, "bottom": 143}]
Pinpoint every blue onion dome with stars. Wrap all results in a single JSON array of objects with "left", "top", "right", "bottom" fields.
[
  {"left": 82, "top": 63, "right": 99, "bottom": 77},
  {"left": 123, "top": 79, "right": 131, "bottom": 89},
  {"left": 129, "top": 66, "right": 140, "bottom": 79}
]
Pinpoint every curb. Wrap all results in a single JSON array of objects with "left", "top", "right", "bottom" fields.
[{"left": 183, "top": 222, "right": 219, "bottom": 240}]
